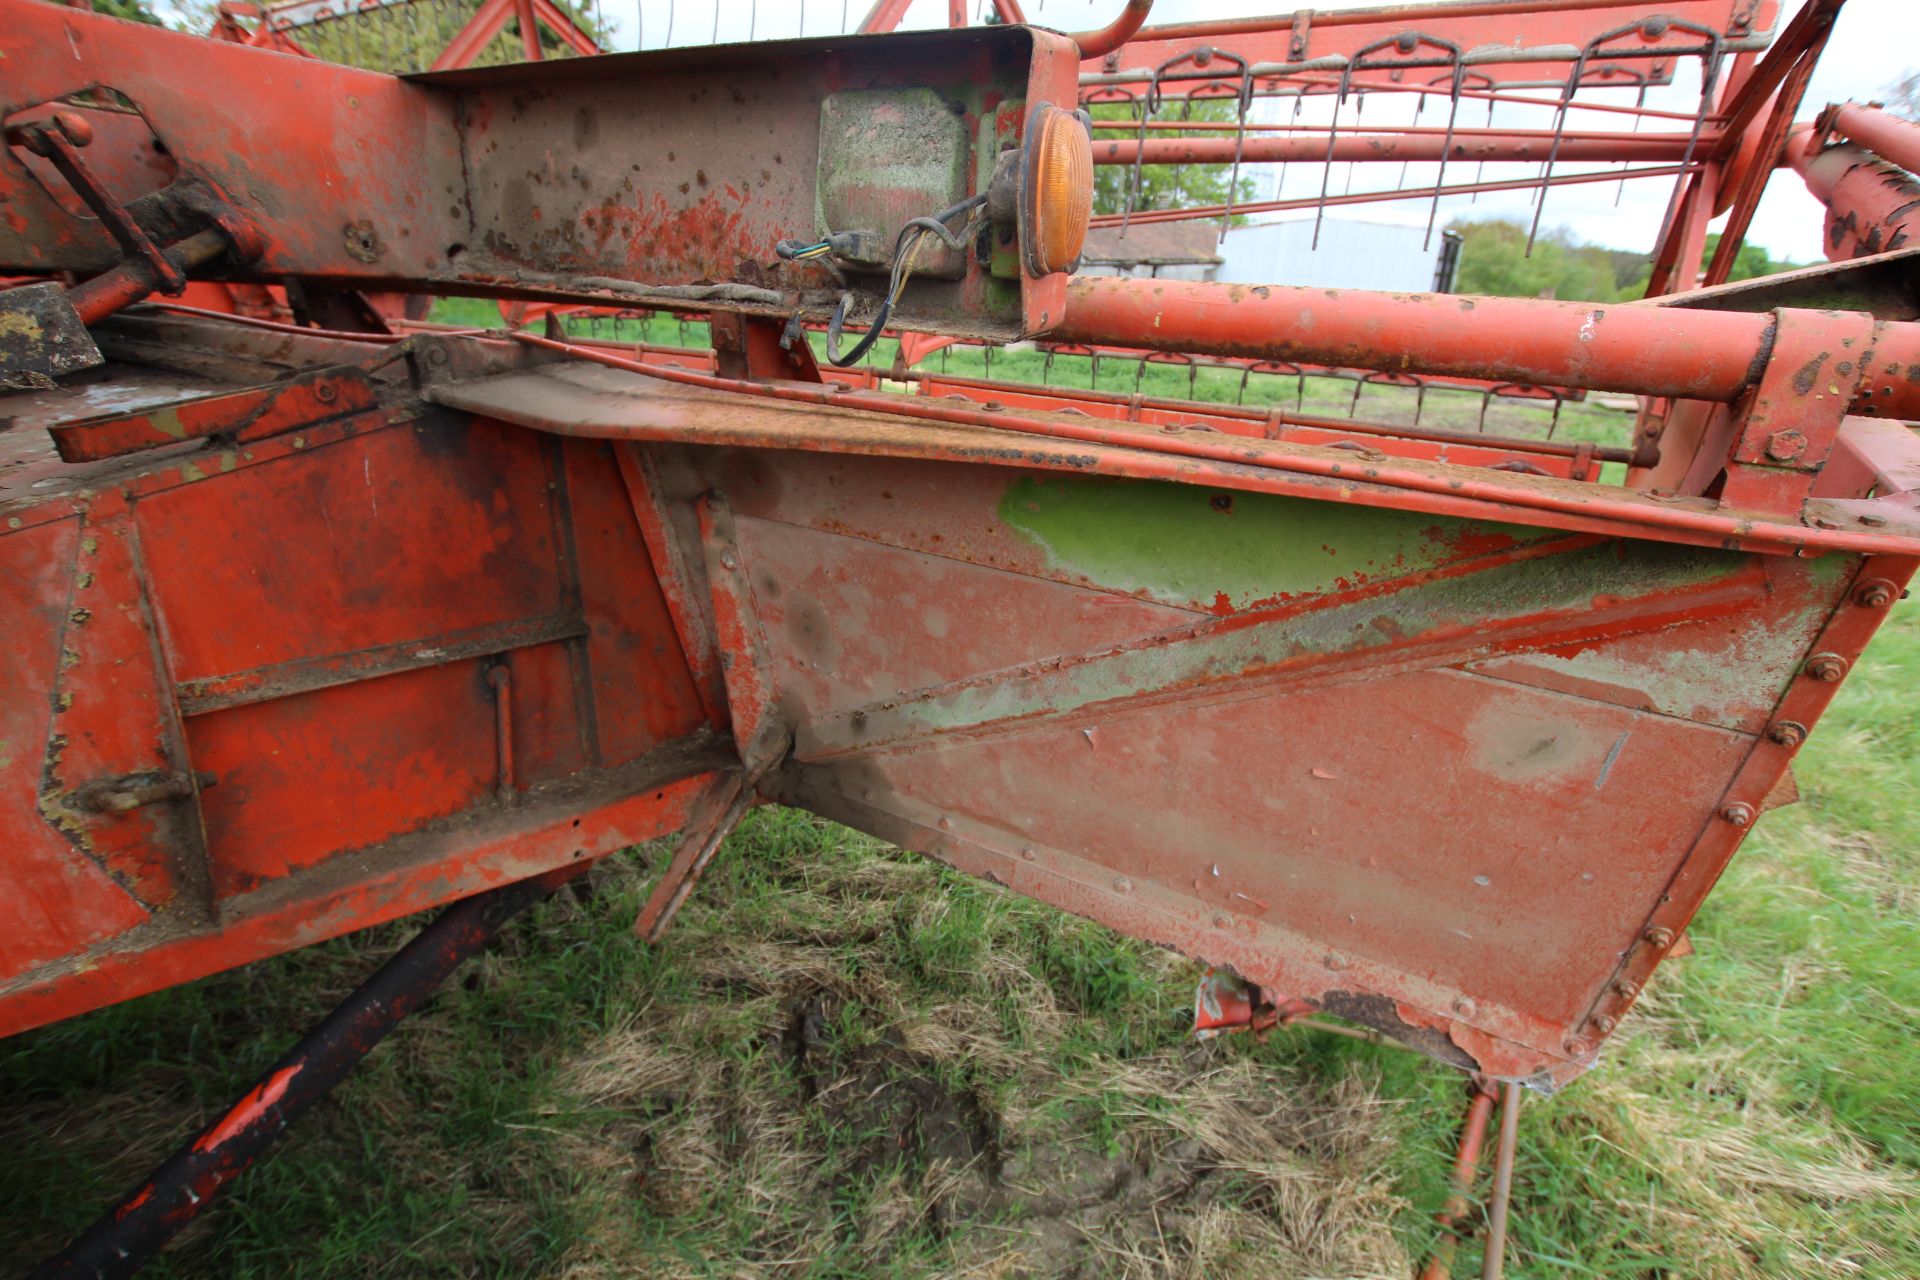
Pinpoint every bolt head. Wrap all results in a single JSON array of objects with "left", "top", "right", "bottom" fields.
[
  {"left": 720, "top": 553, "right": 738, "bottom": 571},
  {"left": 1452, "top": 997, "right": 1475, "bottom": 1017},
  {"left": 1590, "top": 1014, "right": 1617, "bottom": 1034},
  {"left": 1563, "top": 1037, "right": 1590, "bottom": 1057},
  {"left": 1764, "top": 429, "right": 1808, "bottom": 463},
  {"left": 1768, "top": 720, "right": 1807, "bottom": 747},
  {"left": 1323, "top": 953, "right": 1346, "bottom": 971},
  {"left": 1854, "top": 579, "right": 1897, "bottom": 609},
  {"left": 1721, "top": 802, "right": 1755, "bottom": 827},
  {"left": 1019, "top": 846, "right": 1036, "bottom": 861},
  {"left": 1213, "top": 913, "right": 1231, "bottom": 928},
  {"left": 1612, "top": 979, "right": 1640, "bottom": 999},
  {"left": 1805, "top": 652, "right": 1848, "bottom": 682},
  {"left": 314, "top": 382, "right": 338, "bottom": 403},
  {"left": 1644, "top": 926, "right": 1675, "bottom": 949},
  {"left": 1112, "top": 876, "right": 1132, "bottom": 893}
]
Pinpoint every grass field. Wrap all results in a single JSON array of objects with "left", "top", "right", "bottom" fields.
[{"left": 2, "top": 314, "right": 1914, "bottom": 1278}]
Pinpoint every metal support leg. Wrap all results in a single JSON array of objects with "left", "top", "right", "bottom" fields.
[
  {"left": 1417, "top": 1083, "right": 1498, "bottom": 1280},
  {"left": 30, "top": 866, "right": 582, "bottom": 1280},
  {"left": 1481, "top": 1081, "right": 1523, "bottom": 1280},
  {"left": 632, "top": 773, "right": 757, "bottom": 943}
]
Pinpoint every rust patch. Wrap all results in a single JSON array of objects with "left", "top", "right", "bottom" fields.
[{"left": 1791, "top": 351, "right": 1829, "bottom": 396}]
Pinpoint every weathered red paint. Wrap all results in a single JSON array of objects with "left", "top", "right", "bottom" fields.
[
  {"left": 1058, "top": 276, "right": 1920, "bottom": 418},
  {"left": 1079, "top": 0, "right": 1776, "bottom": 94},
  {"left": 3, "top": 0, "right": 1918, "bottom": 1150},
  {"left": 193, "top": 1063, "right": 301, "bottom": 1154}
]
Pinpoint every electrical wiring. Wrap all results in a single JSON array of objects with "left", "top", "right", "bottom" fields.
[{"left": 816, "top": 193, "right": 988, "bottom": 367}]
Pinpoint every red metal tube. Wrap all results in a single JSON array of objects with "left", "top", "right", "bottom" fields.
[
  {"left": 1061, "top": 277, "right": 1920, "bottom": 421},
  {"left": 1788, "top": 130, "right": 1920, "bottom": 262},
  {"left": 1071, "top": 0, "right": 1153, "bottom": 59},
  {"left": 501, "top": 331, "right": 1920, "bottom": 557},
  {"left": 1094, "top": 131, "right": 1710, "bottom": 166},
  {"left": 1825, "top": 103, "right": 1920, "bottom": 179},
  {"left": 1417, "top": 1086, "right": 1499, "bottom": 1280},
  {"left": 1481, "top": 1081, "right": 1523, "bottom": 1280},
  {"left": 67, "top": 227, "right": 230, "bottom": 325}
]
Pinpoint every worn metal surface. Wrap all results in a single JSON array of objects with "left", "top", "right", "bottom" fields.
[
  {"left": 1077, "top": 0, "right": 1774, "bottom": 94},
  {"left": 1058, "top": 276, "right": 1920, "bottom": 418},
  {"left": 0, "top": 282, "right": 101, "bottom": 381},
  {"left": 0, "top": 320, "right": 729, "bottom": 1036},
  {"left": 0, "top": 1, "right": 1079, "bottom": 340},
  {"left": 2, "top": 0, "right": 1919, "bottom": 1117}
]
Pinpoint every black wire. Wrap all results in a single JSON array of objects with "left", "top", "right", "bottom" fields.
[
  {"left": 823, "top": 194, "right": 987, "bottom": 368},
  {"left": 824, "top": 293, "right": 893, "bottom": 367}
]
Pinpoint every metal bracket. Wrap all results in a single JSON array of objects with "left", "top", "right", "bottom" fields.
[
  {"left": 7, "top": 111, "right": 185, "bottom": 295},
  {"left": 1719, "top": 307, "right": 1878, "bottom": 514}
]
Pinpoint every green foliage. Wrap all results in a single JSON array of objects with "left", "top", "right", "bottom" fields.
[
  {"left": 172, "top": 0, "right": 607, "bottom": 73},
  {"left": 90, "top": 0, "right": 163, "bottom": 23},
  {"left": 1090, "top": 100, "right": 1257, "bottom": 219},
  {"left": 1449, "top": 217, "right": 1806, "bottom": 303},
  {"left": 37, "top": 0, "right": 161, "bottom": 21},
  {"left": 1446, "top": 216, "right": 1644, "bottom": 302}
]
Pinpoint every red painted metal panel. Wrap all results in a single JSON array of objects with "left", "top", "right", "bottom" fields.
[
  {"left": 188, "top": 661, "right": 498, "bottom": 896},
  {"left": 560, "top": 436, "right": 712, "bottom": 761},
  {"left": 733, "top": 513, "right": 1198, "bottom": 717},
  {"left": 0, "top": 768, "right": 721, "bottom": 1038},
  {"left": 42, "top": 494, "right": 198, "bottom": 910},
  {"left": 136, "top": 419, "right": 563, "bottom": 683},
  {"left": 866, "top": 666, "right": 1751, "bottom": 1046},
  {"left": 0, "top": 518, "right": 153, "bottom": 981}
]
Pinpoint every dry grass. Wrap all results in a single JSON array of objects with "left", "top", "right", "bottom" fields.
[{"left": 530, "top": 842, "right": 1413, "bottom": 1280}]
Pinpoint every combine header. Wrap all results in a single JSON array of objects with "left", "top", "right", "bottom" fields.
[{"left": 2, "top": 0, "right": 1917, "bottom": 1272}]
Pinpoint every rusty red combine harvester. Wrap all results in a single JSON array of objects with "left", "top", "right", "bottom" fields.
[{"left": 4, "top": 0, "right": 1919, "bottom": 1272}]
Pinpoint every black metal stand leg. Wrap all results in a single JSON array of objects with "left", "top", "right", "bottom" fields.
[{"left": 31, "top": 864, "right": 581, "bottom": 1280}]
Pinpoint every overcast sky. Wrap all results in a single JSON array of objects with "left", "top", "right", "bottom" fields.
[{"left": 595, "top": 0, "right": 1917, "bottom": 264}]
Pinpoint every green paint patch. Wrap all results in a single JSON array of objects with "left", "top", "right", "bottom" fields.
[
  {"left": 146, "top": 407, "right": 187, "bottom": 441},
  {"left": 997, "top": 474, "right": 1547, "bottom": 612}
]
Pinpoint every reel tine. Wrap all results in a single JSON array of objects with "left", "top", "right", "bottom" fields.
[
  {"left": 1647, "top": 23, "right": 1725, "bottom": 284},
  {"left": 1527, "top": 38, "right": 1594, "bottom": 255},
  {"left": 1615, "top": 73, "right": 1650, "bottom": 207},
  {"left": 1222, "top": 63, "right": 1253, "bottom": 243},
  {"left": 1423, "top": 39, "right": 1465, "bottom": 251},
  {"left": 1311, "top": 63, "right": 1354, "bottom": 250},
  {"left": 1343, "top": 89, "right": 1362, "bottom": 197}
]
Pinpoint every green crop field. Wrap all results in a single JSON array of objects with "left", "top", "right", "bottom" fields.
[{"left": 3, "top": 314, "right": 1913, "bottom": 1278}]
